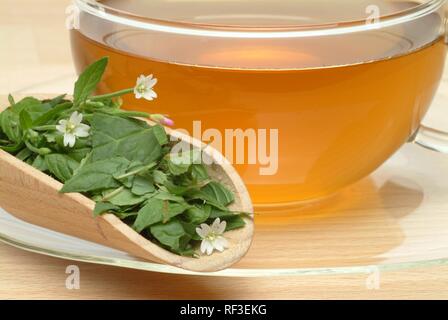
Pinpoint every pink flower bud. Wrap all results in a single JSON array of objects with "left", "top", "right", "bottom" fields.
[
  {"left": 150, "top": 114, "right": 174, "bottom": 126},
  {"left": 162, "top": 117, "right": 174, "bottom": 126}
]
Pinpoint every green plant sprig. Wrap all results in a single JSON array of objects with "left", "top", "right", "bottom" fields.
[{"left": 0, "top": 57, "right": 245, "bottom": 257}]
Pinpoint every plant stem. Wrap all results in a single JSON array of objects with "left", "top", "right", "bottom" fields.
[
  {"left": 102, "top": 186, "right": 124, "bottom": 202},
  {"left": 89, "top": 88, "right": 133, "bottom": 101},
  {"left": 112, "top": 110, "right": 151, "bottom": 118},
  {"left": 33, "top": 125, "right": 57, "bottom": 131},
  {"left": 24, "top": 141, "right": 51, "bottom": 155},
  {"left": 115, "top": 162, "right": 157, "bottom": 180}
]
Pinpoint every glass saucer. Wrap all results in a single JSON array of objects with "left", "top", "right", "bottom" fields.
[{"left": 1, "top": 143, "right": 448, "bottom": 277}]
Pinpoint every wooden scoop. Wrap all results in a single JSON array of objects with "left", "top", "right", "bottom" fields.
[{"left": 0, "top": 94, "right": 254, "bottom": 272}]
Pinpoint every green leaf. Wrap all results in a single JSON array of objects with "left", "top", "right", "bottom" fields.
[
  {"left": 133, "top": 198, "right": 190, "bottom": 232},
  {"left": 200, "top": 181, "right": 235, "bottom": 206},
  {"left": 131, "top": 175, "right": 155, "bottom": 195},
  {"left": 179, "top": 221, "right": 201, "bottom": 241},
  {"left": 11, "top": 97, "right": 50, "bottom": 122},
  {"left": 223, "top": 215, "right": 246, "bottom": 231},
  {"left": 0, "top": 109, "right": 21, "bottom": 143},
  {"left": 208, "top": 207, "right": 237, "bottom": 219},
  {"left": 191, "top": 198, "right": 227, "bottom": 211},
  {"left": 163, "top": 180, "right": 204, "bottom": 196},
  {"left": 186, "top": 183, "right": 234, "bottom": 211},
  {"left": 9, "top": 97, "right": 42, "bottom": 114},
  {"left": 19, "top": 110, "right": 33, "bottom": 131},
  {"left": 15, "top": 148, "right": 33, "bottom": 161},
  {"left": 43, "top": 131, "right": 58, "bottom": 143},
  {"left": 172, "top": 246, "right": 196, "bottom": 257},
  {"left": 33, "top": 101, "right": 72, "bottom": 126},
  {"left": 73, "top": 57, "right": 108, "bottom": 107},
  {"left": 93, "top": 201, "right": 120, "bottom": 217},
  {"left": 152, "top": 190, "right": 186, "bottom": 203},
  {"left": 167, "top": 159, "right": 189, "bottom": 176},
  {"left": 152, "top": 169, "right": 168, "bottom": 184},
  {"left": 133, "top": 198, "right": 164, "bottom": 232},
  {"left": 191, "top": 164, "right": 209, "bottom": 181},
  {"left": 32, "top": 155, "right": 48, "bottom": 171},
  {"left": 90, "top": 114, "right": 162, "bottom": 164},
  {"left": 206, "top": 207, "right": 246, "bottom": 230},
  {"left": 42, "top": 94, "right": 67, "bottom": 108},
  {"left": 152, "top": 124, "right": 168, "bottom": 145},
  {"left": 45, "top": 154, "right": 80, "bottom": 182},
  {"left": 112, "top": 161, "right": 148, "bottom": 188},
  {"left": 106, "top": 188, "right": 145, "bottom": 206},
  {"left": 61, "top": 157, "right": 130, "bottom": 193},
  {"left": 163, "top": 181, "right": 191, "bottom": 196},
  {"left": 113, "top": 211, "right": 138, "bottom": 220},
  {"left": 0, "top": 142, "right": 23, "bottom": 153},
  {"left": 149, "top": 218, "right": 191, "bottom": 251},
  {"left": 162, "top": 201, "right": 191, "bottom": 222},
  {"left": 72, "top": 151, "right": 92, "bottom": 175},
  {"left": 67, "top": 147, "right": 91, "bottom": 162},
  {"left": 184, "top": 205, "right": 211, "bottom": 224},
  {"left": 24, "top": 104, "right": 51, "bottom": 122},
  {"left": 7, "top": 94, "right": 15, "bottom": 106},
  {"left": 167, "top": 149, "right": 201, "bottom": 176}
]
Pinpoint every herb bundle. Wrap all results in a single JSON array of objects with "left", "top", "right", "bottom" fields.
[{"left": 0, "top": 57, "right": 245, "bottom": 256}]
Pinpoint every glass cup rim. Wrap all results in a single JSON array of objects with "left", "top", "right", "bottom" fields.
[{"left": 75, "top": 0, "right": 446, "bottom": 39}]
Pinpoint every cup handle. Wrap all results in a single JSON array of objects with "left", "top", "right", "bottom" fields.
[
  {"left": 409, "top": 19, "right": 448, "bottom": 153},
  {"left": 409, "top": 126, "right": 448, "bottom": 154}
]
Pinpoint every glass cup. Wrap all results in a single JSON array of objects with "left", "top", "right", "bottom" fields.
[{"left": 70, "top": 0, "right": 448, "bottom": 210}]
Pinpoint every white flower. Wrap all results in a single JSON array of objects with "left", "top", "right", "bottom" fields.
[
  {"left": 196, "top": 218, "right": 229, "bottom": 255},
  {"left": 134, "top": 74, "right": 157, "bottom": 101},
  {"left": 56, "top": 111, "right": 90, "bottom": 148}
]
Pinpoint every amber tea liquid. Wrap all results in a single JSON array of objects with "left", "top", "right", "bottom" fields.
[{"left": 71, "top": 0, "right": 447, "bottom": 205}]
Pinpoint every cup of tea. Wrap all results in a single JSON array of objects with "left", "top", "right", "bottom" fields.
[{"left": 70, "top": 0, "right": 448, "bottom": 209}]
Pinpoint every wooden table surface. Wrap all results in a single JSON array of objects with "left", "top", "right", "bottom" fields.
[{"left": 1, "top": 0, "right": 448, "bottom": 299}]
